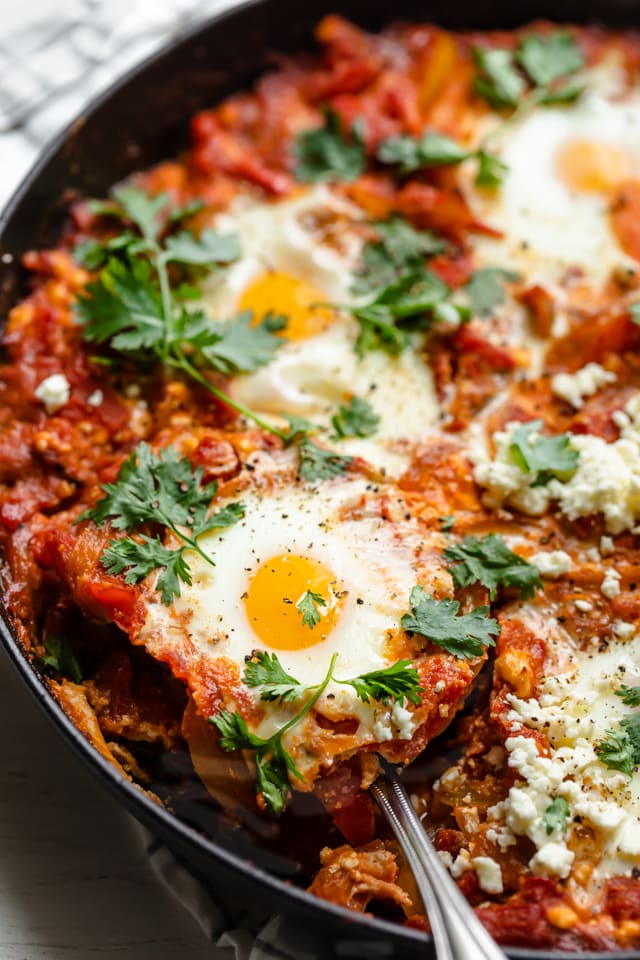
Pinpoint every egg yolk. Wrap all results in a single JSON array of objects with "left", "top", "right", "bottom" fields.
[
  {"left": 238, "top": 271, "right": 335, "bottom": 341},
  {"left": 244, "top": 553, "right": 345, "bottom": 651},
  {"left": 556, "top": 139, "right": 634, "bottom": 195}
]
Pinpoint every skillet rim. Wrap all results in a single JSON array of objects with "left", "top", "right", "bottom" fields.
[{"left": 1, "top": 3, "right": 639, "bottom": 957}]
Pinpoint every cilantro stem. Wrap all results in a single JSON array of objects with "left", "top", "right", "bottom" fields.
[
  {"left": 173, "top": 352, "right": 287, "bottom": 441},
  {"left": 267, "top": 652, "right": 338, "bottom": 748},
  {"left": 156, "top": 252, "right": 175, "bottom": 363},
  {"left": 162, "top": 517, "right": 216, "bottom": 570}
]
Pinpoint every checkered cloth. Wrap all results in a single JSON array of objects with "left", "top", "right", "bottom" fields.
[{"left": 0, "top": 3, "right": 299, "bottom": 956}]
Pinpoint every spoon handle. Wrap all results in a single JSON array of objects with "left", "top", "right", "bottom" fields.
[{"left": 372, "top": 774, "right": 508, "bottom": 960}]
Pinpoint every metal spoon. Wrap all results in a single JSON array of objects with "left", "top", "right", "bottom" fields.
[{"left": 371, "top": 770, "right": 508, "bottom": 960}]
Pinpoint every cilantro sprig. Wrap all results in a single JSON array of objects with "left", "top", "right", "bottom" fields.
[
  {"left": 444, "top": 533, "right": 542, "bottom": 600},
  {"left": 377, "top": 131, "right": 506, "bottom": 187},
  {"left": 509, "top": 420, "right": 579, "bottom": 486},
  {"left": 211, "top": 651, "right": 424, "bottom": 814},
  {"left": 464, "top": 268, "right": 520, "bottom": 317},
  {"left": 294, "top": 107, "right": 366, "bottom": 183},
  {"left": 296, "top": 589, "right": 327, "bottom": 629},
  {"left": 617, "top": 685, "right": 640, "bottom": 708},
  {"left": 596, "top": 713, "right": 640, "bottom": 777},
  {"left": 401, "top": 587, "right": 500, "bottom": 660},
  {"left": 542, "top": 797, "right": 571, "bottom": 835},
  {"left": 351, "top": 216, "right": 446, "bottom": 295},
  {"left": 76, "top": 186, "right": 352, "bottom": 483},
  {"left": 331, "top": 396, "right": 380, "bottom": 439},
  {"left": 473, "top": 32, "right": 584, "bottom": 111},
  {"left": 79, "top": 442, "right": 244, "bottom": 604}
]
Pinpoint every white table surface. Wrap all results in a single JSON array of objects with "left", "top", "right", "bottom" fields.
[{"left": 0, "top": 650, "right": 215, "bottom": 959}]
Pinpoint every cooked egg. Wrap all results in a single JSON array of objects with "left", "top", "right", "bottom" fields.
[
  {"left": 465, "top": 58, "right": 640, "bottom": 286},
  {"left": 200, "top": 185, "right": 441, "bottom": 475},
  {"left": 137, "top": 473, "right": 451, "bottom": 783}
]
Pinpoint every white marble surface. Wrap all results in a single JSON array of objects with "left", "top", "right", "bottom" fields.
[{"left": 0, "top": 650, "right": 215, "bottom": 959}]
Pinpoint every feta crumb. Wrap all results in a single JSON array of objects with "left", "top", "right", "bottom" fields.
[
  {"left": 551, "top": 363, "right": 616, "bottom": 410},
  {"left": 586, "top": 547, "right": 601, "bottom": 562},
  {"left": 613, "top": 620, "right": 635, "bottom": 639},
  {"left": 433, "top": 680, "right": 445, "bottom": 694},
  {"left": 531, "top": 550, "right": 572, "bottom": 578},
  {"left": 575, "top": 599, "right": 593, "bottom": 613},
  {"left": 473, "top": 856, "right": 504, "bottom": 894},
  {"left": 87, "top": 389, "right": 104, "bottom": 407},
  {"left": 530, "top": 842, "right": 574, "bottom": 879},
  {"left": 35, "top": 373, "right": 71, "bottom": 414},
  {"left": 600, "top": 536, "right": 615, "bottom": 556},
  {"left": 601, "top": 568, "right": 622, "bottom": 600},
  {"left": 391, "top": 701, "right": 416, "bottom": 740}
]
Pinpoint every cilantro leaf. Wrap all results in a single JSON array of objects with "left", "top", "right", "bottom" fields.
[
  {"left": 542, "top": 797, "right": 571, "bottom": 835},
  {"left": 189, "top": 311, "right": 287, "bottom": 375},
  {"left": 297, "top": 437, "right": 353, "bottom": 482},
  {"left": 294, "top": 107, "right": 366, "bottom": 183},
  {"left": 243, "top": 651, "right": 306, "bottom": 703},
  {"left": 473, "top": 47, "right": 526, "bottom": 109},
  {"left": 597, "top": 714, "right": 640, "bottom": 776},
  {"left": 401, "top": 587, "right": 500, "bottom": 660},
  {"left": 79, "top": 442, "right": 244, "bottom": 604},
  {"left": 376, "top": 131, "right": 505, "bottom": 187},
  {"left": 101, "top": 535, "right": 192, "bottom": 604},
  {"left": 351, "top": 216, "right": 446, "bottom": 295},
  {"left": 629, "top": 303, "right": 640, "bottom": 326},
  {"left": 439, "top": 515, "right": 456, "bottom": 532},
  {"left": 331, "top": 396, "right": 380, "bottom": 439},
  {"left": 164, "top": 229, "right": 240, "bottom": 266},
  {"left": 211, "top": 709, "right": 267, "bottom": 752},
  {"left": 341, "top": 660, "right": 424, "bottom": 706},
  {"left": 43, "top": 635, "right": 83, "bottom": 684},
  {"left": 109, "top": 186, "right": 169, "bottom": 241},
  {"left": 617, "top": 685, "right": 640, "bottom": 707},
  {"left": 464, "top": 267, "right": 520, "bottom": 317},
  {"left": 444, "top": 534, "right": 542, "bottom": 600},
  {"left": 509, "top": 420, "right": 579, "bottom": 486},
  {"left": 351, "top": 268, "right": 466, "bottom": 357},
  {"left": 296, "top": 589, "right": 327, "bottom": 629},
  {"left": 517, "top": 32, "right": 583, "bottom": 88},
  {"left": 255, "top": 751, "right": 293, "bottom": 815},
  {"left": 377, "top": 132, "right": 468, "bottom": 175}
]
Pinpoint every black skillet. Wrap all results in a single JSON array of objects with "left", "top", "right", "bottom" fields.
[{"left": 1, "top": 1, "right": 639, "bottom": 957}]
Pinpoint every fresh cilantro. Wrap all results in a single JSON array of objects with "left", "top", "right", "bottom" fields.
[
  {"left": 294, "top": 107, "right": 366, "bottom": 183},
  {"left": 331, "top": 396, "right": 380, "bottom": 439},
  {"left": 630, "top": 303, "right": 640, "bottom": 325},
  {"left": 340, "top": 660, "right": 424, "bottom": 707},
  {"left": 243, "top": 651, "right": 307, "bottom": 703},
  {"left": 348, "top": 268, "right": 469, "bottom": 357},
  {"left": 473, "top": 32, "right": 584, "bottom": 110},
  {"left": 296, "top": 589, "right": 327, "bottom": 629},
  {"left": 351, "top": 216, "right": 446, "bottom": 295},
  {"left": 297, "top": 436, "right": 353, "bottom": 482},
  {"left": 444, "top": 534, "right": 542, "bottom": 600},
  {"left": 210, "top": 653, "right": 337, "bottom": 814},
  {"left": 517, "top": 32, "right": 583, "bottom": 89},
  {"left": 79, "top": 442, "right": 245, "bottom": 604},
  {"left": 542, "top": 797, "right": 571, "bottom": 835},
  {"left": 464, "top": 267, "right": 520, "bottom": 317},
  {"left": 509, "top": 420, "right": 579, "bottom": 486},
  {"left": 401, "top": 587, "right": 500, "bottom": 660},
  {"left": 617, "top": 685, "right": 640, "bottom": 707},
  {"left": 377, "top": 131, "right": 505, "bottom": 187},
  {"left": 439, "top": 515, "right": 456, "bottom": 532},
  {"left": 42, "top": 635, "right": 83, "bottom": 684},
  {"left": 211, "top": 651, "right": 423, "bottom": 814},
  {"left": 76, "top": 185, "right": 349, "bottom": 482},
  {"left": 597, "top": 713, "right": 640, "bottom": 777},
  {"left": 473, "top": 47, "right": 526, "bottom": 108}
]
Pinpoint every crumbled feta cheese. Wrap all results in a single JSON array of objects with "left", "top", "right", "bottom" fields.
[
  {"left": 35, "top": 373, "right": 71, "bottom": 413},
  {"left": 586, "top": 547, "right": 601, "bottom": 562},
  {"left": 474, "top": 395, "right": 640, "bottom": 534},
  {"left": 613, "top": 620, "right": 635, "bottom": 639},
  {"left": 600, "top": 536, "right": 615, "bottom": 556},
  {"left": 575, "top": 599, "right": 593, "bottom": 613},
  {"left": 530, "top": 843, "right": 575, "bottom": 879},
  {"left": 433, "top": 680, "right": 445, "bottom": 694},
  {"left": 87, "top": 389, "right": 104, "bottom": 407},
  {"left": 373, "top": 719, "right": 394, "bottom": 743},
  {"left": 473, "top": 856, "right": 504, "bottom": 894},
  {"left": 531, "top": 550, "right": 572, "bottom": 578},
  {"left": 439, "top": 848, "right": 472, "bottom": 879},
  {"left": 601, "top": 568, "right": 621, "bottom": 599},
  {"left": 391, "top": 701, "right": 416, "bottom": 740},
  {"left": 551, "top": 363, "right": 616, "bottom": 410}
]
